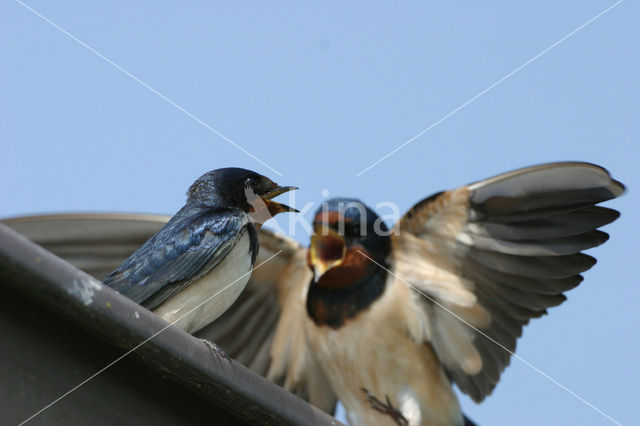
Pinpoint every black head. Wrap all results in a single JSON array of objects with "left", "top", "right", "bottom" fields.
[
  {"left": 309, "top": 197, "right": 391, "bottom": 280},
  {"left": 306, "top": 197, "right": 392, "bottom": 328},
  {"left": 187, "top": 167, "right": 298, "bottom": 215}
]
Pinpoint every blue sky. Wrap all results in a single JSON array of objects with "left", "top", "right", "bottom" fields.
[{"left": 1, "top": 1, "right": 638, "bottom": 425}]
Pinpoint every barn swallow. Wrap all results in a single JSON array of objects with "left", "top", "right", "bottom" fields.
[
  {"left": 102, "top": 167, "right": 298, "bottom": 333},
  {"left": 200, "top": 162, "right": 625, "bottom": 426}
]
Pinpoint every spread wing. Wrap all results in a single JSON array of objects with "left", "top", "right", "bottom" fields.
[
  {"left": 2, "top": 213, "right": 170, "bottom": 280},
  {"left": 3, "top": 213, "right": 336, "bottom": 414},
  {"left": 195, "top": 229, "right": 337, "bottom": 414},
  {"left": 391, "top": 162, "right": 624, "bottom": 402},
  {"left": 102, "top": 207, "right": 249, "bottom": 310}
]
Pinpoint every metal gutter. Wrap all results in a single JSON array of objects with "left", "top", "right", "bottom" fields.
[{"left": 0, "top": 223, "right": 342, "bottom": 425}]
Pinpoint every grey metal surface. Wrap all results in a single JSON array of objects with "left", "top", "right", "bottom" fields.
[{"left": 0, "top": 222, "right": 342, "bottom": 426}]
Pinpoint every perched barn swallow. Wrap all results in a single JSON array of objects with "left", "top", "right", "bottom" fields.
[
  {"left": 102, "top": 167, "right": 297, "bottom": 333},
  {"left": 6, "top": 162, "right": 625, "bottom": 425}
]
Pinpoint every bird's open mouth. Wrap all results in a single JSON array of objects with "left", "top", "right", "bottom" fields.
[
  {"left": 310, "top": 226, "right": 346, "bottom": 277},
  {"left": 260, "top": 186, "right": 299, "bottom": 214}
]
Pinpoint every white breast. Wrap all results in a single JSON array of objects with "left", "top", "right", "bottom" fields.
[
  {"left": 305, "top": 277, "right": 463, "bottom": 426},
  {"left": 153, "top": 231, "right": 253, "bottom": 334}
]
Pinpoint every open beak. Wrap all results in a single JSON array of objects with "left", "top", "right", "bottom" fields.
[
  {"left": 310, "top": 226, "right": 346, "bottom": 280},
  {"left": 261, "top": 186, "right": 299, "bottom": 214}
]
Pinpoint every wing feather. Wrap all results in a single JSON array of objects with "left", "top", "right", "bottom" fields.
[
  {"left": 467, "top": 206, "right": 619, "bottom": 240},
  {"left": 2, "top": 213, "right": 169, "bottom": 279},
  {"left": 102, "top": 208, "right": 247, "bottom": 309},
  {"left": 393, "top": 162, "right": 624, "bottom": 402}
]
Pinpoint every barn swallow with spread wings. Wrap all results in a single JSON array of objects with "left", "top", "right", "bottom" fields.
[
  {"left": 202, "top": 162, "right": 624, "bottom": 425},
  {"left": 5, "top": 162, "right": 624, "bottom": 425},
  {"left": 102, "top": 167, "right": 298, "bottom": 333}
]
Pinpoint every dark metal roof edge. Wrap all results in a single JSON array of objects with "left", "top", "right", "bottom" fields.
[{"left": 0, "top": 223, "right": 342, "bottom": 426}]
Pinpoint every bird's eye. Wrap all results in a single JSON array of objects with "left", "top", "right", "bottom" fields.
[{"left": 245, "top": 177, "right": 258, "bottom": 187}]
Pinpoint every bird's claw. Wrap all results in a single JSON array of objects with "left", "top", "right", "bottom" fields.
[
  {"left": 361, "top": 388, "right": 408, "bottom": 426},
  {"left": 201, "top": 339, "right": 231, "bottom": 365}
]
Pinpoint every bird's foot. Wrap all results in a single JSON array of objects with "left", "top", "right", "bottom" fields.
[
  {"left": 201, "top": 339, "right": 231, "bottom": 365},
  {"left": 361, "top": 388, "right": 408, "bottom": 426}
]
